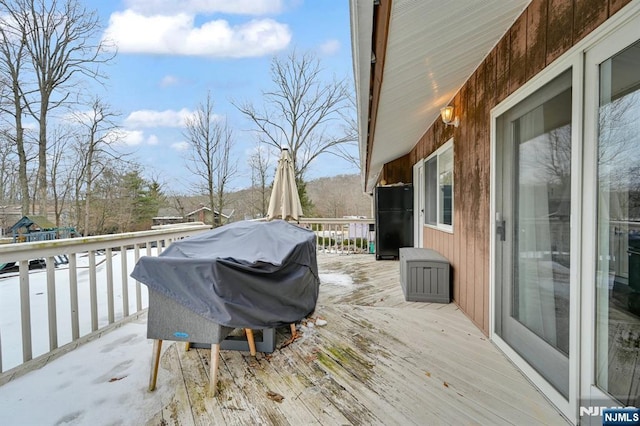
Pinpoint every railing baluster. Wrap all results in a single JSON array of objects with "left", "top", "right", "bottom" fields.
[
  {"left": 89, "top": 250, "right": 98, "bottom": 332},
  {"left": 322, "top": 225, "right": 327, "bottom": 254},
  {"left": 19, "top": 260, "right": 32, "bottom": 363},
  {"left": 69, "top": 254, "right": 79, "bottom": 340},
  {"left": 106, "top": 248, "right": 114, "bottom": 324},
  {"left": 46, "top": 256, "right": 58, "bottom": 350},
  {"left": 121, "top": 246, "right": 129, "bottom": 317},
  {"left": 134, "top": 244, "right": 142, "bottom": 312},
  {"left": 0, "top": 224, "right": 211, "bottom": 375}
]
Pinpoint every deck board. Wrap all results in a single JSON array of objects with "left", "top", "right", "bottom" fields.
[{"left": 145, "top": 253, "right": 567, "bottom": 425}]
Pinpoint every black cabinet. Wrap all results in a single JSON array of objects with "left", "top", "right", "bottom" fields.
[{"left": 375, "top": 185, "right": 413, "bottom": 260}]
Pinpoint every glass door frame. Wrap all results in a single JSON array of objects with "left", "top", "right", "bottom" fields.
[
  {"left": 413, "top": 160, "right": 424, "bottom": 248},
  {"left": 490, "top": 51, "right": 583, "bottom": 422},
  {"left": 581, "top": 10, "right": 640, "bottom": 422}
]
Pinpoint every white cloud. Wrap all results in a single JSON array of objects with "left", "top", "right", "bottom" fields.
[
  {"left": 160, "top": 75, "right": 180, "bottom": 87},
  {"left": 104, "top": 11, "right": 291, "bottom": 57},
  {"left": 116, "top": 129, "right": 145, "bottom": 146},
  {"left": 319, "top": 39, "right": 341, "bottom": 56},
  {"left": 146, "top": 134, "right": 159, "bottom": 145},
  {"left": 124, "top": 108, "right": 194, "bottom": 128},
  {"left": 124, "top": 0, "right": 284, "bottom": 16},
  {"left": 171, "top": 141, "right": 190, "bottom": 151},
  {"left": 109, "top": 130, "right": 162, "bottom": 147}
]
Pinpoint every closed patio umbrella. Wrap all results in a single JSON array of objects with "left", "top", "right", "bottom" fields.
[{"left": 267, "top": 148, "right": 304, "bottom": 221}]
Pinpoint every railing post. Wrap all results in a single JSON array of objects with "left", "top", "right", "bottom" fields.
[
  {"left": 89, "top": 250, "right": 98, "bottom": 332},
  {"left": 106, "top": 248, "right": 114, "bottom": 324},
  {"left": 46, "top": 256, "right": 58, "bottom": 350},
  {"left": 134, "top": 244, "right": 142, "bottom": 312},
  {"left": 69, "top": 254, "right": 79, "bottom": 340},
  {"left": 19, "top": 260, "right": 32, "bottom": 363},
  {"left": 121, "top": 246, "right": 129, "bottom": 317}
]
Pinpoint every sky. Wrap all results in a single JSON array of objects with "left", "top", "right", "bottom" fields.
[{"left": 74, "top": 0, "right": 357, "bottom": 194}]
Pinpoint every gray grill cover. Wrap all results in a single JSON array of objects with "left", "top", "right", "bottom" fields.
[{"left": 130, "top": 220, "right": 319, "bottom": 328}]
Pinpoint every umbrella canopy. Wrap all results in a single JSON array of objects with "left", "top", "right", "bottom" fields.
[{"left": 267, "top": 148, "right": 304, "bottom": 220}]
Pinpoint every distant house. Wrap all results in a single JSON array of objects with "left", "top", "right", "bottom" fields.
[
  {"left": 185, "top": 206, "right": 234, "bottom": 226},
  {"left": 10, "top": 215, "right": 76, "bottom": 243},
  {"left": 151, "top": 207, "right": 184, "bottom": 227}
]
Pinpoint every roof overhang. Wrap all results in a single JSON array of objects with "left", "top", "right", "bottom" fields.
[{"left": 351, "top": 0, "right": 531, "bottom": 192}]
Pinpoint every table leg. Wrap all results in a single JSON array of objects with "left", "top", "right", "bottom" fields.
[
  {"left": 149, "top": 339, "right": 162, "bottom": 391},
  {"left": 209, "top": 343, "right": 221, "bottom": 396},
  {"left": 245, "top": 328, "right": 257, "bottom": 356}
]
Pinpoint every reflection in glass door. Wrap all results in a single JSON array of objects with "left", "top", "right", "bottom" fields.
[
  {"left": 596, "top": 40, "right": 640, "bottom": 406},
  {"left": 496, "top": 70, "right": 572, "bottom": 398}
]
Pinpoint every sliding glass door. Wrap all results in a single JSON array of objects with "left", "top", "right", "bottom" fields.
[
  {"left": 593, "top": 39, "right": 640, "bottom": 407},
  {"left": 495, "top": 70, "right": 573, "bottom": 398}
]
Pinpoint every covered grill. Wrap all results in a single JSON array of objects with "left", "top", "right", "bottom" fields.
[{"left": 130, "top": 220, "right": 320, "bottom": 394}]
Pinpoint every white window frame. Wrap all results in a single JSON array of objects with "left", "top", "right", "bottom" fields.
[{"left": 424, "top": 138, "right": 454, "bottom": 233}]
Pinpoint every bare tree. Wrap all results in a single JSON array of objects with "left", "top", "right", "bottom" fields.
[
  {"left": 70, "top": 97, "right": 124, "bottom": 235},
  {"left": 334, "top": 91, "right": 360, "bottom": 170},
  {"left": 213, "top": 123, "right": 237, "bottom": 225},
  {"left": 48, "top": 125, "right": 75, "bottom": 227},
  {"left": 184, "top": 92, "right": 237, "bottom": 226},
  {"left": 0, "top": 6, "right": 30, "bottom": 214},
  {"left": 248, "top": 142, "right": 272, "bottom": 218},
  {"left": 234, "top": 50, "right": 354, "bottom": 183},
  {"left": 3, "top": 0, "right": 115, "bottom": 216},
  {"left": 0, "top": 128, "right": 22, "bottom": 210}
]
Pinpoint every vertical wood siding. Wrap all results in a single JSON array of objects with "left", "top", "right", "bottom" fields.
[
  {"left": 401, "top": 0, "right": 632, "bottom": 334},
  {"left": 381, "top": 154, "right": 411, "bottom": 184}
]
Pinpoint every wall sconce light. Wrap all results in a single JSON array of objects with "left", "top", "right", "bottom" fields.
[{"left": 440, "top": 106, "right": 459, "bottom": 128}]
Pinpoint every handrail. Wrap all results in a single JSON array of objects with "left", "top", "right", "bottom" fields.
[
  {"left": 296, "top": 217, "right": 374, "bottom": 254},
  {"left": 0, "top": 224, "right": 211, "bottom": 379}
]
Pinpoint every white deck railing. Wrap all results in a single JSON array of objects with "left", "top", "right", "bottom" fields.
[
  {"left": 0, "top": 223, "right": 211, "bottom": 380},
  {"left": 297, "top": 218, "right": 374, "bottom": 254},
  {"left": 0, "top": 218, "right": 375, "bottom": 382}
]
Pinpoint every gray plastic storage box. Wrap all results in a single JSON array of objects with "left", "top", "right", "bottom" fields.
[{"left": 399, "top": 248, "right": 450, "bottom": 303}]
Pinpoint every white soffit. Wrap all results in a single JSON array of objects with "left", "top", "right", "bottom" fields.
[{"left": 364, "top": 0, "right": 530, "bottom": 190}]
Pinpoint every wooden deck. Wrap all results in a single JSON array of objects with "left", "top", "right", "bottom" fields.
[{"left": 146, "top": 254, "right": 568, "bottom": 425}]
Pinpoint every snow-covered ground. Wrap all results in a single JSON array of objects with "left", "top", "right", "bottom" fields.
[{"left": 0, "top": 318, "right": 171, "bottom": 426}]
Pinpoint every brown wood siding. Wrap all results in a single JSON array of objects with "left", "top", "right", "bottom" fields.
[
  {"left": 546, "top": 0, "right": 574, "bottom": 64},
  {"left": 574, "top": 0, "right": 609, "bottom": 42},
  {"left": 611, "top": 0, "right": 633, "bottom": 15},
  {"left": 527, "top": 0, "right": 548, "bottom": 80},
  {"left": 392, "top": 0, "right": 632, "bottom": 334},
  {"left": 380, "top": 154, "right": 411, "bottom": 185}
]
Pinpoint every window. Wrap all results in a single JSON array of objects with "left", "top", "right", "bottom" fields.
[{"left": 424, "top": 139, "right": 453, "bottom": 230}]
